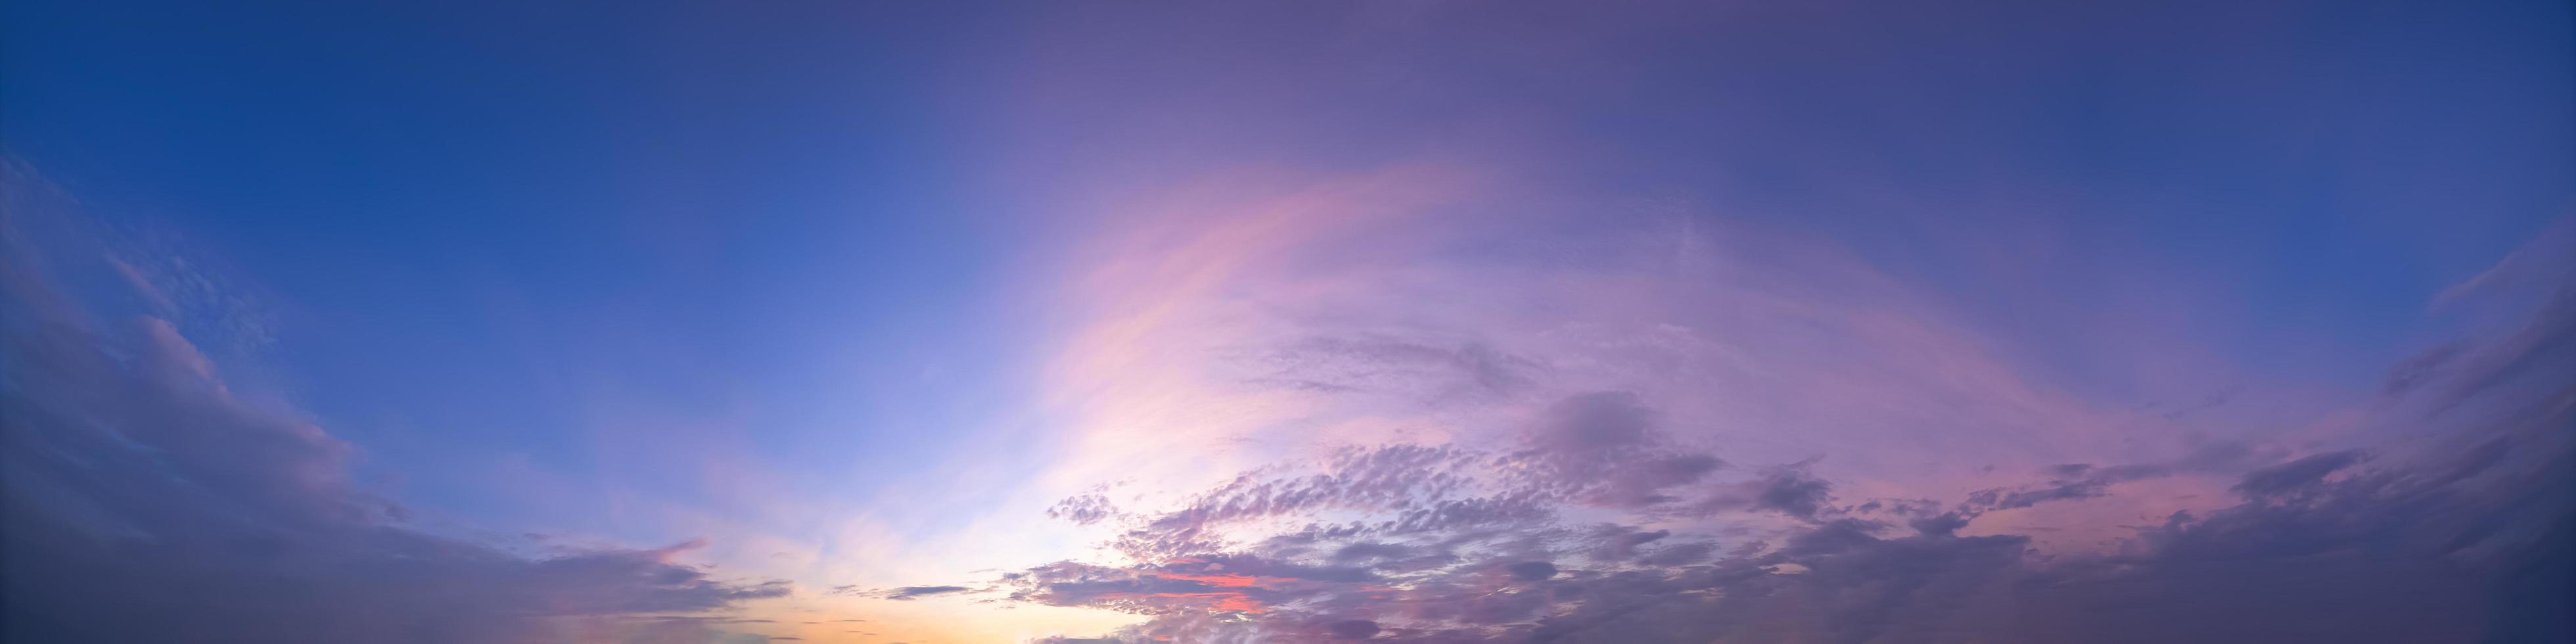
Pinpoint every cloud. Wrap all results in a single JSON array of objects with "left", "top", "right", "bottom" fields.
[
  {"left": 1046, "top": 492, "right": 1118, "bottom": 526},
  {"left": 1907, "top": 513, "right": 1971, "bottom": 538},
  {"left": 1016, "top": 430, "right": 2562, "bottom": 643},
  {"left": 1582, "top": 524, "right": 1672, "bottom": 563},
  {"left": 1251, "top": 334, "right": 1539, "bottom": 399},
  {"left": 1504, "top": 561, "right": 1557, "bottom": 581},
  {"left": 962, "top": 277, "right": 2572, "bottom": 643},
  {"left": 835, "top": 585, "right": 979, "bottom": 601},
  {"left": 1749, "top": 469, "right": 1833, "bottom": 518},
  {"left": 1322, "top": 619, "right": 1380, "bottom": 639},
  {"left": 1507, "top": 392, "right": 1726, "bottom": 509},
  {"left": 0, "top": 173, "right": 787, "bottom": 643},
  {"left": 968, "top": 191, "right": 2574, "bottom": 643},
  {"left": 2232, "top": 450, "right": 2366, "bottom": 497},
  {"left": 1950, "top": 439, "right": 2286, "bottom": 518}
]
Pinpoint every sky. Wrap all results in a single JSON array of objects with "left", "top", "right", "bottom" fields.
[{"left": 1, "top": 1, "right": 2571, "bottom": 643}]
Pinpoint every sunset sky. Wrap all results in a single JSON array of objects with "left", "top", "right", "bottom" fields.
[{"left": 3, "top": 1, "right": 2571, "bottom": 643}]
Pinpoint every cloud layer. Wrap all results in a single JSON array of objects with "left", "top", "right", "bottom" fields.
[
  {"left": 0, "top": 170, "right": 790, "bottom": 643},
  {"left": 984, "top": 364, "right": 2565, "bottom": 642},
  {"left": 908, "top": 197, "right": 2576, "bottom": 641}
]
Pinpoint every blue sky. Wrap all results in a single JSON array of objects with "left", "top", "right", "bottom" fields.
[
  {"left": 4, "top": 1, "right": 2571, "bottom": 642},
  {"left": 7, "top": 1, "right": 1024, "bottom": 538}
]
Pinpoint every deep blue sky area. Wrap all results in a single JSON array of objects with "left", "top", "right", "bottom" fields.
[{"left": 6, "top": 1, "right": 1036, "bottom": 522}]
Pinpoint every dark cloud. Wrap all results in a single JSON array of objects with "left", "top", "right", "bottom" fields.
[
  {"left": 1254, "top": 334, "right": 1540, "bottom": 399},
  {"left": 2381, "top": 341, "right": 2466, "bottom": 399},
  {"left": 1057, "top": 391, "right": 1740, "bottom": 570},
  {"left": 1008, "top": 437, "right": 2567, "bottom": 643},
  {"left": 1957, "top": 440, "right": 2288, "bottom": 517},
  {"left": 980, "top": 308, "right": 2573, "bottom": 644},
  {"left": 1582, "top": 525, "right": 1670, "bottom": 563},
  {"left": 1751, "top": 469, "right": 1834, "bottom": 518},
  {"left": 1323, "top": 618, "right": 1381, "bottom": 639},
  {"left": 835, "top": 585, "right": 978, "bottom": 601},
  {"left": 1631, "top": 541, "right": 1715, "bottom": 567},
  {"left": 2232, "top": 450, "right": 2365, "bottom": 497},
  {"left": 1094, "top": 442, "right": 1534, "bottom": 560},
  {"left": 1508, "top": 392, "right": 1724, "bottom": 508},
  {"left": 0, "top": 179, "right": 785, "bottom": 643},
  {"left": 637, "top": 616, "right": 783, "bottom": 624},
  {"left": 1962, "top": 477, "right": 2110, "bottom": 512},
  {"left": 1691, "top": 466, "right": 1843, "bottom": 520},
  {"left": 1907, "top": 512, "right": 1971, "bottom": 538},
  {"left": 1504, "top": 561, "right": 1557, "bottom": 581}
]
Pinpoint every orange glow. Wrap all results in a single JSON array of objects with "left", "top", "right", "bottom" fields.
[
  {"left": 1157, "top": 572, "right": 1264, "bottom": 588},
  {"left": 1214, "top": 595, "right": 1263, "bottom": 613},
  {"left": 1145, "top": 591, "right": 1268, "bottom": 614}
]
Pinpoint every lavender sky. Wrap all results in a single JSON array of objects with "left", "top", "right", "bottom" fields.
[{"left": 3, "top": 1, "right": 2572, "bottom": 643}]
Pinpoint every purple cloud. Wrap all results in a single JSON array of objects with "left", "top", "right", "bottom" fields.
[
  {"left": 906, "top": 264, "right": 2576, "bottom": 642},
  {"left": 834, "top": 585, "right": 980, "bottom": 601}
]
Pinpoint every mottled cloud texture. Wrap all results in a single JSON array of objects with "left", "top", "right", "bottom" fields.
[
  {"left": 0, "top": 168, "right": 789, "bottom": 643},
  {"left": 918, "top": 172, "right": 2576, "bottom": 641},
  {"left": 979, "top": 310, "right": 2571, "bottom": 643}
]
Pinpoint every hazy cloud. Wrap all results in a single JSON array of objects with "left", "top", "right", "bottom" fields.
[{"left": 0, "top": 179, "right": 787, "bottom": 643}]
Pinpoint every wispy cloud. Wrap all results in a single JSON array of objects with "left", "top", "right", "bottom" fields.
[{"left": 0, "top": 168, "right": 791, "bottom": 643}]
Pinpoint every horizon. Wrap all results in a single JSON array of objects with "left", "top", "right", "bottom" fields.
[{"left": 3, "top": 1, "right": 2572, "bottom": 643}]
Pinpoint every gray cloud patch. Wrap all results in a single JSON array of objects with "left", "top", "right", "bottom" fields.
[
  {"left": 835, "top": 585, "right": 978, "bottom": 601},
  {"left": 2233, "top": 450, "right": 2366, "bottom": 497},
  {"left": 1253, "top": 334, "right": 1540, "bottom": 400},
  {"left": 1509, "top": 392, "right": 1724, "bottom": 508},
  {"left": 1751, "top": 469, "right": 1834, "bottom": 518}
]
